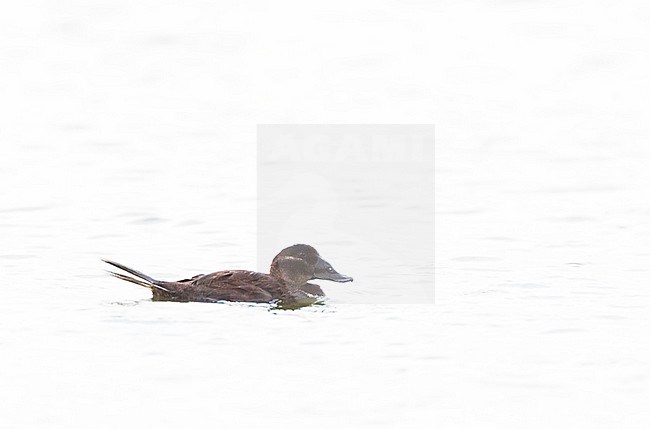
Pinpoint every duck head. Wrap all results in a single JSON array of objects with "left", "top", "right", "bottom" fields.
[{"left": 270, "top": 244, "right": 353, "bottom": 287}]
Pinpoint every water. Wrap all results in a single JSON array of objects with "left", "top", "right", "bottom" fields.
[{"left": 2, "top": 1, "right": 650, "bottom": 428}]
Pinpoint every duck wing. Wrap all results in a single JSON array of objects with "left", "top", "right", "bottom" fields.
[{"left": 159, "top": 270, "right": 285, "bottom": 303}]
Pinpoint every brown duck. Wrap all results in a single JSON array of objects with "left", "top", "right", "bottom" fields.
[{"left": 103, "top": 244, "right": 352, "bottom": 307}]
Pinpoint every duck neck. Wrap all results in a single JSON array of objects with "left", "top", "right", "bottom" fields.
[{"left": 269, "top": 265, "right": 308, "bottom": 289}]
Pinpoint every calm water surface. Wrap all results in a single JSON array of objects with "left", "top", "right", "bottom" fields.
[{"left": 3, "top": 136, "right": 649, "bottom": 428}]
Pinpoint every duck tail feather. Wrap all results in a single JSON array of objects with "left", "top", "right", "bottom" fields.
[
  {"left": 102, "top": 259, "right": 157, "bottom": 283},
  {"left": 106, "top": 271, "right": 153, "bottom": 288},
  {"left": 102, "top": 259, "right": 171, "bottom": 292},
  {"left": 105, "top": 270, "right": 171, "bottom": 292}
]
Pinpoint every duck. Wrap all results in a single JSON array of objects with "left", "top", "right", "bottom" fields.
[{"left": 103, "top": 244, "right": 352, "bottom": 308}]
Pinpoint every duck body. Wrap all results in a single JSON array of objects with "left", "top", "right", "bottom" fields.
[{"left": 103, "top": 244, "right": 352, "bottom": 307}]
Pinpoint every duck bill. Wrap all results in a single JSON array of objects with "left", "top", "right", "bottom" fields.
[{"left": 313, "top": 257, "right": 354, "bottom": 283}]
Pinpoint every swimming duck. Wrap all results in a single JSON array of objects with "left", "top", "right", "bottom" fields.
[{"left": 103, "top": 244, "right": 352, "bottom": 308}]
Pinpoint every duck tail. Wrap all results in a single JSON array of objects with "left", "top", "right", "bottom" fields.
[{"left": 102, "top": 259, "right": 170, "bottom": 292}]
